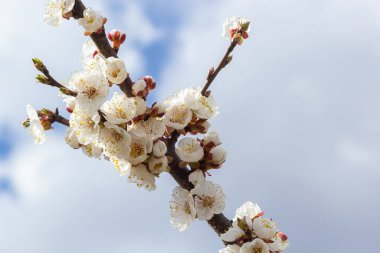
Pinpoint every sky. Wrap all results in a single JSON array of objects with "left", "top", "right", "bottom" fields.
[{"left": 0, "top": 0, "right": 380, "bottom": 252}]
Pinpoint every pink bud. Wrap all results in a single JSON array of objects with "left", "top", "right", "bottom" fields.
[
  {"left": 108, "top": 29, "right": 127, "bottom": 48},
  {"left": 66, "top": 107, "right": 74, "bottom": 113},
  {"left": 143, "top": 76, "right": 156, "bottom": 90}
]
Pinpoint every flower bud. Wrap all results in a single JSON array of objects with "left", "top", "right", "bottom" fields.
[
  {"left": 153, "top": 140, "right": 167, "bottom": 157},
  {"left": 151, "top": 103, "right": 166, "bottom": 117},
  {"left": 36, "top": 74, "right": 49, "bottom": 84},
  {"left": 108, "top": 29, "right": 127, "bottom": 49},
  {"left": 189, "top": 169, "right": 205, "bottom": 187},
  {"left": 198, "top": 121, "right": 211, "bottom": 134},
  {"left": 40, "top": 115, "right": 52, "bottom": 131},
  {"left": 203, "top": 131, "right": 221, "bottom": 147},
  {"left": 143, "top": 76, "right": 156, "bottom": 90},
  {"left": 132, "top": 79, "right": 147, "bottom": 97},
  {"left": 209, "top": 145, "right": 227, "bottom": 164},
  {"left": 32, "top": 58, "right": 45, "bottom": 72}
]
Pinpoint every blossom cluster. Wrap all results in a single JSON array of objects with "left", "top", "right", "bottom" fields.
[
  {"left": 170, "top": 170, "right": 225, "bottom": 231},
  {"left": 24, "top": 1, "right": 289, "bottom": 251},
  {"left": 220, "top": 202, "right": 289, "bottom": 253}
]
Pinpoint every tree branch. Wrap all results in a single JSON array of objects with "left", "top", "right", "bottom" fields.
[
  {"left": 72, "top": 0, "right": 133, "bottom": 97},
  {"left": 167, "top": 131, "right": 232, "bottom": 238},
  {"left": 33, "top": 59, "right": 77, "bottom": 97},
  {"left": 72, "top": 0, "right": 232, "bottom": 243},
  {"left": 201, "top": 41, "right": 238, "bottom": 96},
  {"left": 37, "top": 109, "right": 70, "bottom": 127}
]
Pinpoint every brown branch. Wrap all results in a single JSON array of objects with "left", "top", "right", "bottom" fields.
[
  {"left": 37, "top": 109, "right": 70, "bottom": 127},
  {"left": 72, "top": 0, "right": 133, "bottom": 97},
  {"left": 167, "top": 131, "right": 232, "bottom": 239},
  {"left": 201, "top": 41, "right": 238, "bottom": 96}
]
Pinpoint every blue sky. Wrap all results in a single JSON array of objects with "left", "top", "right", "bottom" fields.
[{"left": 1, "top": 0, "right": 380, "bottom": 252}]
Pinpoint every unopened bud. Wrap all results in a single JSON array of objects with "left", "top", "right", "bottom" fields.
[
  {"left": 40, "top": 116, "right": 52, "bottom": 130},
  {"left": 225, "top": 55, "right": 233, "bottom": 65},
  {"left": 209, "top": 145, "right": 227, "bottom": 164},
  {"left": 36, "top": 74, "right": 49, "bottom": 84},
  {"left": 153, "top": 140, "right": 167, "bottom": 157},
  {"left": 240, "top": 21, "right": 250, "bottom": 33},
  {"left": 32, "top": 58, "right": 45, "bottom": 72},
  {"left": 22, "top": 119, "right": 30, "bottom": 128},
  {"left": 151, "top": 103, "right": 166, "bottom": 117},
  {"left": 108, "top": 29, "right": 127, "bottom": 49},
  {"left": 143, "top": 76, "right": 156, "bottom": 90},
  {"left": 132, "top": 79, "right": 147, "bottom": 97},
  {"left": 202, "top": 131, "right": 221, "bottom": 147}
]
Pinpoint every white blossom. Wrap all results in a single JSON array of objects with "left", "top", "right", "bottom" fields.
[
  {"left": 203, "top": 131, "right": 222, "bottom": 146},
  {"left": 81, "top": 40, "right": 103, "bottom": 75},
  {"left": 220, "top": 220, "right": 245, "bottom": 242},
  {"left": 165, "top": 88, "right": 199, "bottom": 110},
  {"left": 219, "top": 245, "right": 240, "bottom": 253},
  {"left": 128, "top": 164, "right": 156, "bottom": 191},
  {"left": 252, "top": 217, "right": 277, "bottom": 240},
  {"left": 188, "top": 170, "right": 205, "bottom": 187},
  {"left": 44, "top": 0, "right": 75, "bottom": 26},
  {"left": 128, "top": 117, "right": 166, "bottom": 141},
  {"left": 235, "top": 201, "right": 262, "bottom": 230},
  {"left": 176, "top": 137, "right": 204, "bottom": 163},
  {"left": 25, "top": 105, "right": 46, "bottom": 144},
  {"left": 82, "top": 142, "right": 103, "bottom": 158},
  {"left": 209, "top": 145, "right": 227, "bottom": 164},
  {"left": 152, "top": 140, "right": 167, "bottom": 157},
  {"left": 65, "top": 127, "right": 81, "bottom": 149},
  {"left": 222, "top": 16, "right": 250, "bottom": 40},
  {"left": 165, "top": 87, "right": 218, "bottom": 120},
  {"left": 65, "top": 127, "right": 103, "bottom": 158},
  {"left": 193, "top": 90, "right": 218, "bottom": 119},
  {"left": 131, "top": 97, "right": 147, "bottom": 117},
  {"left": 98, "top": 122, "right": 131, "bottom": 160},
  {"left": 103, "top": 57, "right": 128, "bottom": 84},
  {"left": 148, "top": 156, "right": 168, "bottom": 176},
  {"left": 169, "top": 186, "right": 196, "bottom": 232},
  {"left": 110, "top": 157, "right": 131, "bottom": 176},
  {"left": 70, "top": 72, "right": 109, "bottom": 112},
  {"left": 70, "top": 109, "right": 100, "bottom": 145},
  {"left": 269, "top": 232, "right": 289, "bottom": 252},
  {"left": 128, "top": 131, "right": 153, "bottom": 165},
  {"left": 190, "top": 181, "right": 225, "bottom": 220},
  {"left": 165, "top": 105, "right": 193, "bottom": 130},
  {"left": 240, "top": 239, "right": 269, "bottom": 253},
  {"left": 100, "top": 92, "right": 136, "bottom": 124},
  {"left": 78, "top": 8, "right": 103, "bottom": 34}
]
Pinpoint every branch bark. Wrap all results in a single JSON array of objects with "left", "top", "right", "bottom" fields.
[{"left": 201, "top": 41, "right": 238, "bottom": 96}]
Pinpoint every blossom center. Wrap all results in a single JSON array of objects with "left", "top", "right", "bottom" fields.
[
  {"left": 85, "top": 87, "right": 99, "bottom": 99},
  {"left": 201, "top": 196, "right": 215, "bottom": 208}
]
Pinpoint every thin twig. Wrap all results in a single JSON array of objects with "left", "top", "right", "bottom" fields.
[
  {"left": 201, "top": 41, "right": 238, "bottom": 96},
  {"left": 33, "top": 59, "right": 77, "bottom": 97},
  {"left": 37, "top": 109, "right": 70, "bottom": 127}
]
